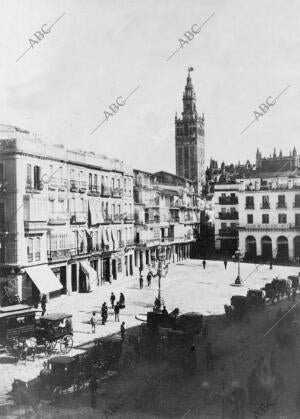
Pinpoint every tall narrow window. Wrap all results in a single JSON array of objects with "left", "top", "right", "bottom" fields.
[
  {"left": 94, "top": 174, "right": 98, "bottom": 189},
  {"left": 35, "top": 237, "right": 41, "bottom": 261},
  {"left": 34, "top": 166, "right": 41, "bottom": 189},
  {"left": 27, "top": 238, "right": 33, "bottom": 262},
  {"left": 89, "top": 173, "right": 92, "bottom": 191},
  {"left": 26, "top": 164, "right": 32, "bottom": 188}
]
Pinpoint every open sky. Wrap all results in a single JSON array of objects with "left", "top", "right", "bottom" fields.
[{"left": 0, "top": 0, "right": 299, "bottom": 173}]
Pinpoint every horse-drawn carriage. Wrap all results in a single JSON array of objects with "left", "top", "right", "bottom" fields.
[
  {"left": 35, "top": 313, "right": 73, "bottom": 354},
  {"left": 12, "top": 355, "right": 79, "bottom": 404},
  {"left": 11, "top": 334, "right": 124, "bottom": 404},
  {"left": 136, "top": 309, "right": 203, "bottom": 361},
  {"left": 0, "top": 305, "right": 73, "bottom": 360}
]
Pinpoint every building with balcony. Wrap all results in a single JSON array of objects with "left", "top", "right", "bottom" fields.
[
  {"left": 134, "top": 169, "right": 203, "bottom": 269},
  {"left": 239, "top": 176, "right": 300, "bottom": 262},
  {"left": 214, "top": 184, "right": 239, "bottom": 255},
  {"left": 0, "top": 125, "right": 135, "bottom": 306}
]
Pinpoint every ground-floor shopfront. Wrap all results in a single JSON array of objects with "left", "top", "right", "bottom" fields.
[
  {"left": 240, "top": 231, "right": 300, "bottom": 263},
  {"left": 0, "top": 248, "right": 136, "bottom": 306}
]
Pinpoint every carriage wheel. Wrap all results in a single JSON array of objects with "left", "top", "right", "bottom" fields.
[{"left": 60, "top": 335, "right": 73, "bottom": 354}]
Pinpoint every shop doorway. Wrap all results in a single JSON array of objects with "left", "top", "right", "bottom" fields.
[
  {"left": 71, "top": 264, "right": 77, "bottom": 292},
  {"left": 103, "top": 258, "right": 110, "bottom": 282}
]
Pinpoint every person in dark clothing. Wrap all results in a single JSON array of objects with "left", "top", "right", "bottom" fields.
[
  {"left": 147, "top": 271, "right": 152, "bottom": 287},
  {"left": 114, "top": 302, "right": 120, "bottom": 321},
  {"left": 119, "top": 293, "right": 125, "bottom": 308},
  {"left": 89, "top": 376, "right": 98, "bottom": 408},
  {"left": 205, "top": 342, "right": 214, "bottom": 370},
  {"left": 139, "top": 274, "right": 144, "bottom": 289},
  {"left": 162, "top": 305, "right": 168, "bottom": 315},
  {"left": 101, "top": 303, "right": 107, "bottom": 325},
  {"left": 110, "top": 292, "right": 116, "bottom": 308},
  {"left": 270, "top": 261, "right": 273, "bottom": 269},
  {"left": 120, "top": 321, "right": 125, "bottom": 340},
  {"left": 41, "top": 294, "right": 47, "bottom": 316},
  {"left": 202, "top": 260, "right": 206, "bottom": 270},
  {"left": 224, "top": 260, "right": 228, "bottom": 270}
]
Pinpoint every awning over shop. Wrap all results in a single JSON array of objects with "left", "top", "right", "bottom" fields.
[
  {"left": 80, "top": 261, "right": 97, "bottom": 290},
  {"left": 25, "top": 265, "right": 63, "bottom": 294}
]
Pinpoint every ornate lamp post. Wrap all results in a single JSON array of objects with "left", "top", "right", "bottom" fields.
[
  {"left": 234, "top": 249, "right": 243, "bottom": 285},
  {"left": 154, "top": 246, "right": 168, "bottom": 311}
]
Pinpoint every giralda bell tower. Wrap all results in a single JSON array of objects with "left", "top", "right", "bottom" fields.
[{"left": 175, "top": 67, "right": 205, "bottom": 193}]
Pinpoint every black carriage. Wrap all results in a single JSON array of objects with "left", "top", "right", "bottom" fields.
[
  {"left": 77, "top": 334, "right": 123, "bottom": 377},
  {"left": 224, "top": 295, "right": 248, "bottom": 320},
  {"left": 35, "top": 313, "right": 73, "bottom": 354},
  {"left": 271, "top": 278, "right": 287, "bottom": 298},
  {"left": 12, "top": 355, "right": 78, "bottom": 403},
  {"left": 0, "top": 305, "right": 42, "bottom": 358},
  {"left": 246, "top": 289, "right": 266, "bottom": 309},
  {"left": 288, "top": 275, "right": 299, "bottom": 290}
]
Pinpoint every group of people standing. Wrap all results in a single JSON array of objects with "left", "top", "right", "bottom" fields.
[{"left": 90, "top": 292, "right": 126, "bottom": 333}]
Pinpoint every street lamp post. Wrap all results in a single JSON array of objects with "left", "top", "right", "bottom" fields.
[
  {"left": 234, "top": 249, "right": 242, "bottom": 285},
  {"left": 155, "top": 246, "right": 167, "bottom": 311}
]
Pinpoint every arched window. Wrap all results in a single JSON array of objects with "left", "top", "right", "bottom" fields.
[
  {"left": 277, "top": 236, "right": 289, "bottom": 261},
  {"left": 245, "top": 236, "right": 257, "bottom": 258},
  {"left": 261, "top": 236, "right": 272, "bottom": 260}
]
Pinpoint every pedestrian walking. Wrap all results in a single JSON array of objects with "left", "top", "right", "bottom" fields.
[
  {"left": 110, "top": 292, "right": 116, "bottom": 308},
  {"left": 89, "top": 376, "right": 98, "bottom": 408},
  {"left": 41, "top": 294, "right": 47, "bottom": 316},
  {"left": 119, "top": 292, "right": 125, "bottom": 308},
  {"left": 120, "top": 321, "right": 125, "bottom": 340},
  {"left": 114, "top": 302, "right": 120, "bottom": 321},
  {"left": 202, "top": 260, "right": 206, "bottom": 270},
  {"left": 270, "top": 260, "right": 273, "bottom": 270},
  {"left": 139, "top": 274, "right": 144, "bottom": 289},
  {"left": 147, "top": 271, "right": 152, "bottom": 287},
  {"left": 90, "top": 311, "right": 96, "bottom": 333},
  {"left": 205, "top": 342, "right": 214, "bottom": 371},
  {"left": 101, "top": 302, "right": 107, "bottom": 325},
  {"left": 224, "top": 260, "right": 228, "bottom": 270}
]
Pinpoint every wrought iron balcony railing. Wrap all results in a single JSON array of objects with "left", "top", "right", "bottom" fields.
[
  {"left": 219, "top": 228, "right": 238, "bottom": 237},
  {"left": 219, "top": 212, "right": 239, "bottom": 220},
  {"left": 219, "top": 196, "right": 238, "bottom": 205}
]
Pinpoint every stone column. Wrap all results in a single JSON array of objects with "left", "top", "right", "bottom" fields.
[{"left": 66, "top": 264, "right": 72, "bottom": 296}]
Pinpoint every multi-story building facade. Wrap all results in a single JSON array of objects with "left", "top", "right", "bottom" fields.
[
  {"left": 0, "top": 125, "right": 135, "bottom": 305},
  {"left": 239, "top": 176, "right": 300, "bottom": 262},
  {"left": 213, "top": 148, "right": 300, "bottom": 262},
  {"left": 214, "top": 184, "right": 239, "bottom": 255},
  {"left": 134, "top": 170, "right": 203, "bottom": 268},
  {"left": 175, "top": 68, "right": 205, "bottom": 194}
]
